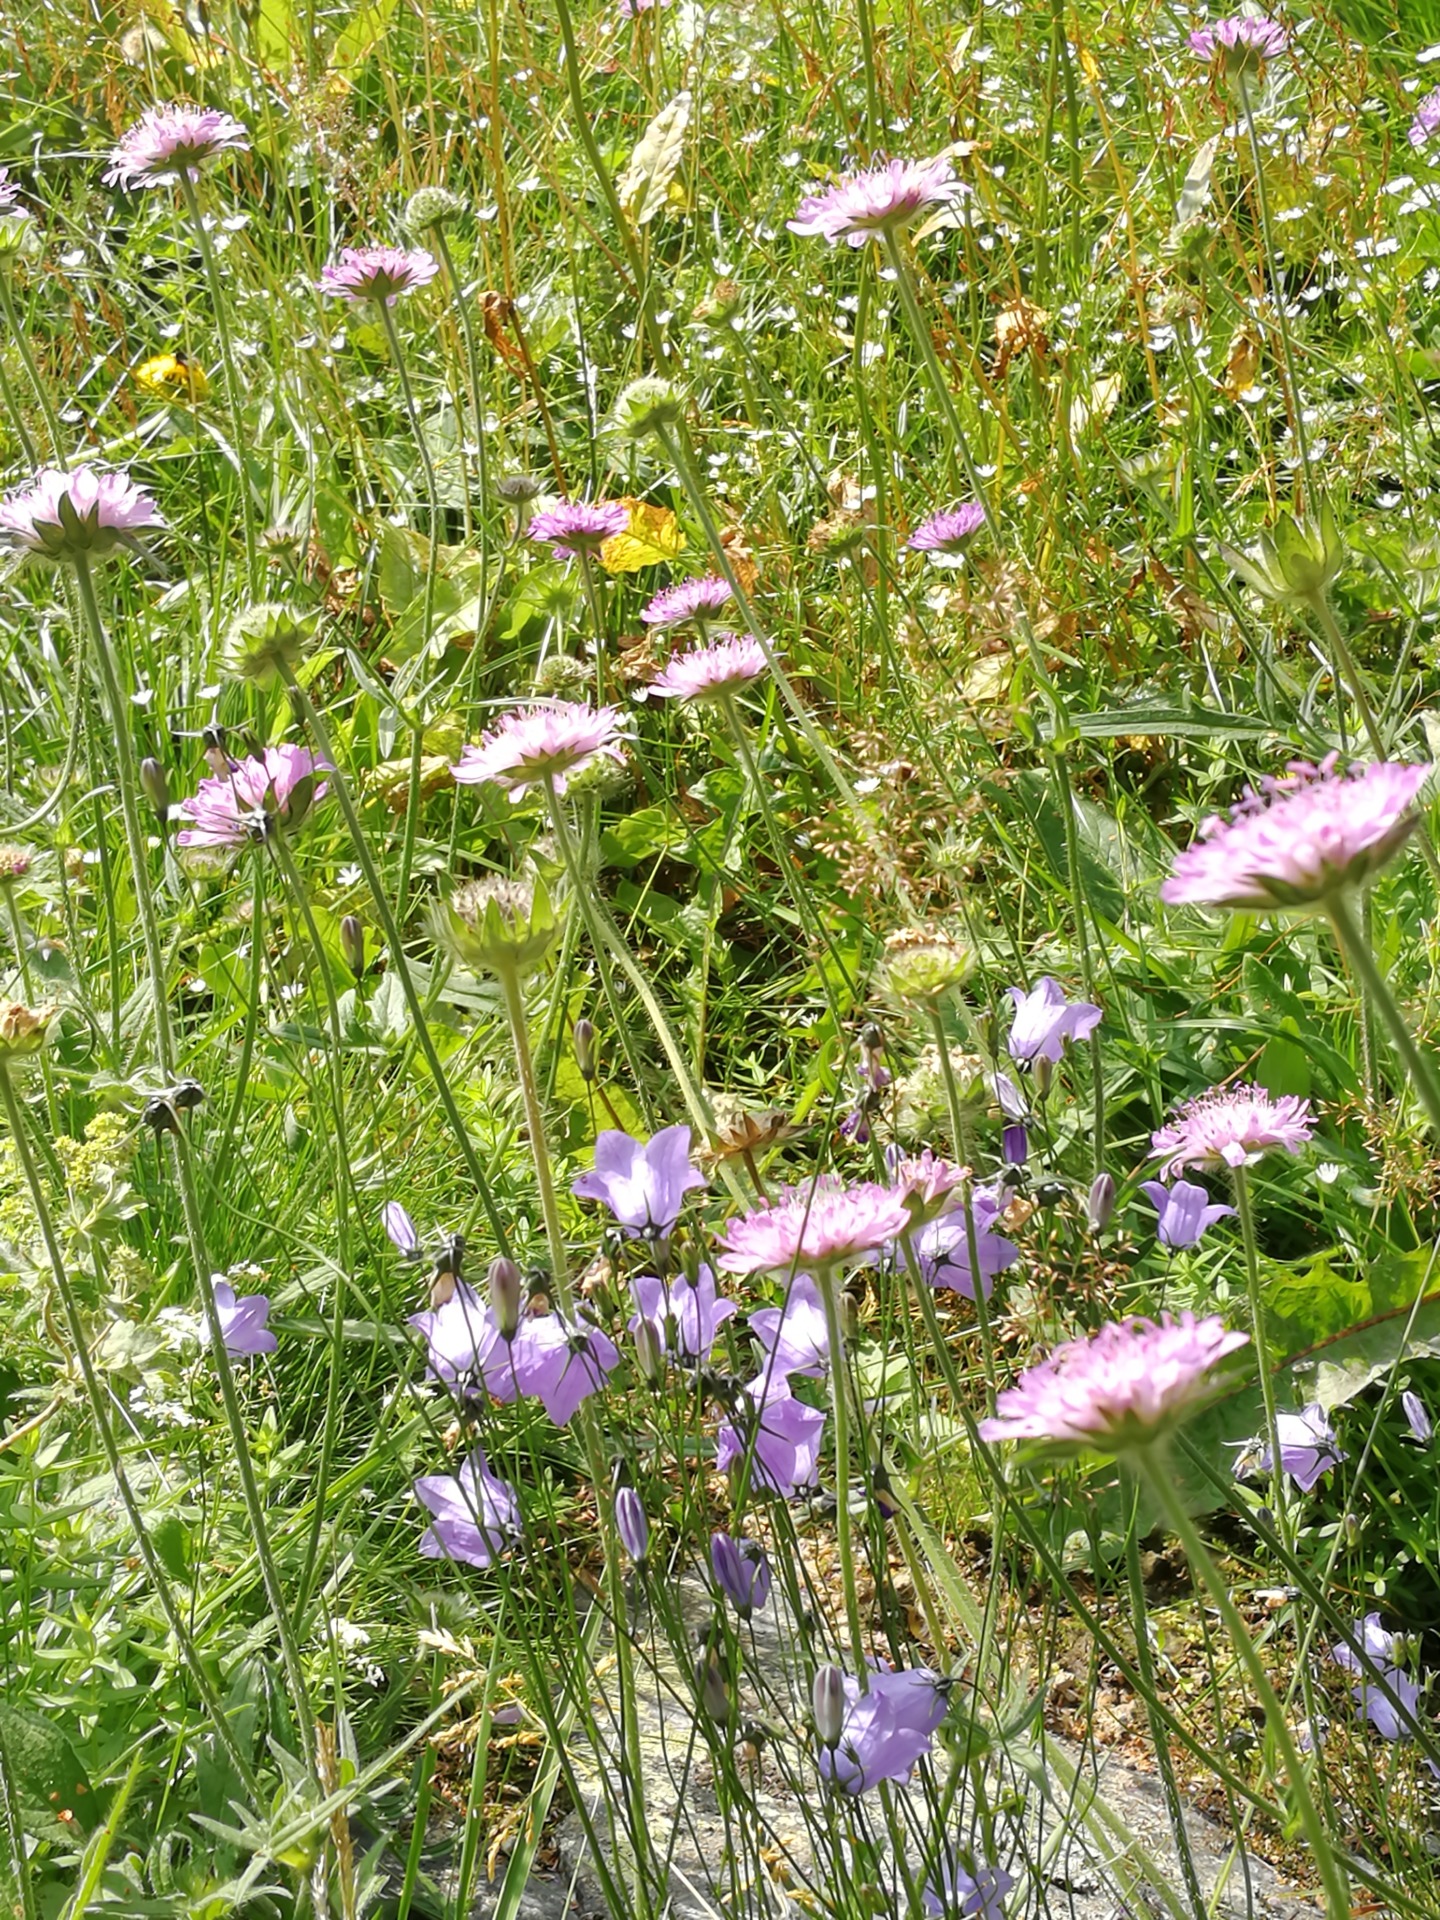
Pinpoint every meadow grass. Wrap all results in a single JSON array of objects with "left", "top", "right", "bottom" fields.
[{"left": 4, "top": 0, "right": 1440, "bottom": 1911}]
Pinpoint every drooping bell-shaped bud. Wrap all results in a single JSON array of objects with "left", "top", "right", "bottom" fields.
[
  {"left": 340, "top": 914, "right": 365, "bottom": 980},
  {"left": 139, "top": 757, "right": 170, "bottom": 824},
  {"left": 573, "top": 1017, "right": 597, "bottom": 1084},
  {"left": 1086, "top": 1172, "right": 1117, "bottom": 1235},
  {"left": 615, "top": 1486, "right": 649, "bottom": 1566},
  {"left": 488, "top": 1256, "right": 523, "bottom": 1341},
  {"left": 812, "top": 1665, "right": 846, "bottom": 1748}
]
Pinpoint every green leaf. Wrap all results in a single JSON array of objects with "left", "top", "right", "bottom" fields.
[
  {"left": 1059, "top": 703, "right": 1278, "bottom": 742},
  {"left": 328, "top": 0, "right": 400, "bottom": 74},
  {"left": 0, "top": 1703, "right": 99, "bottom": 1844}
]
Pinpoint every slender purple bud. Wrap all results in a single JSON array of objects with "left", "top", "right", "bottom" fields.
[
  {"left": 813, "top": 1665, "right": 846, "bottom": 1748},
  {"left": 634, "top": 1314, "right": 664, "bottom": 1384},
  {"left": 1403, "top": 1390, "right": 1433, "bottom": 1444},
  {"left": 574, "top": 1017, "right": 597, "bottom": 1083},
  {"left": 615, "top": 1485, "right": 649, "bottom": 1565},
  {"left": 1002, "top": 1123, "right": 1028, "bottom": 1167},
  {"left": 382, "top": 1201, "right": 420, "bottom": 1256},
  {"left": 1086, "top": 1172, "right": 1116, "bottom": 1234},
  {"left": 140, "top": 756, "right": 170, "bottom": 822},
  {"left": 1033, "top": 1055, "right": 1053, "bottom": 1100},
  {"left": 488, "top": 1256, "right": 522, "bottom": 1340},
  {"left": 710, "top": 1532, "right": 771, "bottom": 1618},
  {"left": 340, "top": 913, "right": 365, "bottom": 979}
]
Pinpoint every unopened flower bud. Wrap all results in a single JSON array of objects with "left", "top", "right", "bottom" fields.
[
  {"left": 0, "top": 1001, "right": 52, "bottom": 1058},
  {"left": 403, "top": 185, "right": 467, "bottom": 236},
  {"left": 1086, "top": 1172, "right": 1116, "bottom": 1234},
  {"left": 1221, "top": 499, "right": 1346, "bottom": 607},
  {"left": 881, "top": 927, "right": 975, "bottom": 1009},
  {"left": 432, "top": 875, "right": 557, "bottom": 978},
  {"left": 710, "top": 1532, "right": 771, "bottom": 1619},
  {"left": 488, "top": 1256, "right": 523, "bottom": 1340},
  {"left": 812, "top": 1665, "right": 846, "bottom": 1748},
  {"left": 697, "top": 1651, "right": 731, "bottom": 1726},
  {"left": 612, "top": 376, "right": 684, "bottom": 443},
  {"left": 340, "top": 914, "right": 365, "bottom": 980},
  {"left": 634, "top": 1314, "right": 664, "bottom": 1384},
  {"left": 222, "top": 601, "right": 320, "bottom": 686},
  {"left": 0, "top": 845, "right": 28, "bottom": 884},
  {"left": 139, "top": 758, "right": 170, "bottom": 823},
  {"left": 840, "top": 1287, "right": 862, "bottom": 1343},
  {"left": 1002, "top": 1123, "right": 1028, "bottom": 1168},
  {"left": 532, "top": 651, "right": 591, "bottom": 700},
  {"left": 574, "top": 1017, "right": 597, "bottom": 1083},
  {"left": 1032, "top": 1054, "right": 1053, "bottom": 1101},
  {"left": 1342, "top": 1511, "right": 1361, "bottom": 1547},
  {"left": 615, "top": 1485, "right": 649, "bottom": 1565}
]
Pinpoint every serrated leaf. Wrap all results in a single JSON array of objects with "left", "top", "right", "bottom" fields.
[
  {"left": 616, "top": 91, "right": 692, "bottom": 227},
  {"left": 0, "top": 1703, "right": 99, "bottom": 1844}
]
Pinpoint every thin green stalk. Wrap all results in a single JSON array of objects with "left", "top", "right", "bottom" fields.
[
  {"left": 0, "top": 320, "right": 39, "bottom": 467},
  {"left": 1235, "top": 74, "right": 1313, "bottom": 505},
  {"left": 0, "top": 274, "right": 63, "bottom": 459},
  {"left": 277, "top": 660, "right": 512, "bottom": 1252},
  {"left": 377, "top": 298, "right": 441, "bottom": 921},
  {"left": 177, "top": 175, "right": 258, "bottom": 588},
  {"left": 928, "top": 1005, "right": 997, "bottom": 1406},
  {"left": 0, "top": 1064, "right": 259, "bottom": 1797},
  {"left": 1326, "top": 887, "right": 1440, "bottom": 1137},
  {"left": 1051, "top": 752, "right": 1107, "bottom": 1175},
  {"left": 815, "top": 1264, "right": 867, "bottom": 1678},
  {"left": 0, "top": 1703, "right": 36, "bottom": 1920},
  {"left": 496, "top": 958, "right": 571, "bottom": 1305},
  {"left": 1305, "top": 590, "right": 1384, "bottom": 758},
  {"left": 212, "top": 848, "right": 267, "bottom": 1189},
  {"left": 651, "top": 418, "right": 915, "bottom": 917},
  {"left": 1231, "top": 1165, "right": 1290, "bottom": 1551},
  {"left": 1122, "top": 1474, "right": 1210, "bottom": 1920},
  {"left": 268, "top": 828, "right": 355, "bottom": 1616},
  {"left": 544, "top": 783, "right": 718, "bottom": 1145},
  {"left": 551, "top": 0, "right": 669, "bottom": 371},
  {"left": 72, "top": 555, "right": 176, "bottom": 1076},
  {"left": 577, "top": 551, "right": 611, "bottom": 702},
  {"left": 1134, "top": 1449, "right": 1350, "bottom": 1920}
]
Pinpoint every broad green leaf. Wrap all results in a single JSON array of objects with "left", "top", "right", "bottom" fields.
[
  {"left": 328, "top": 0, "right": 400, "bottom": 76},
  {"left": 0, "top": 1703, "right": 99, "bottom": 1844}
]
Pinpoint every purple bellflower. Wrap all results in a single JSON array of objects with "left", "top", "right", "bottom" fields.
[
  {"left": 710, "top": 1532, "right": 772, "bottom": 1617},
  {"left": 1139, "top": 1178, "right": 1236, "bottom": 1249},
  {"left": 572, "top": 1125, "right": 707, "bottom": 1236},
  {"left": 630, "top": 1265, "right": 735, "bottom": 1363},
  {"left": 1006, "top": 976, "right": 1102, "bottom": 1066},
  {"left": 210, "top": 1278, "right": 277, "bottom": 1356},
  {"left": 715, "top": 1377, "right": 826, "bottom": 1496},
  {"left": 748, "top": 1274, "right": 831, "bottom": 1381},
  {"left": 1254, "top": 1403, "right": 1346, "bottom": 1493},
  {"left": 415, "top": 1450, "right": 520, "bottom": 1568},
  {"left": 818, "top": 1665, "right": 949, "bottom": 1793}
]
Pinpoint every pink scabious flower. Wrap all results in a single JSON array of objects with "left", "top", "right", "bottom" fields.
[
  {"left": 888, "top": 1149, "right": 968, "bottom": 1228},
  {"left": 320, "top": 246, "right": 439, "bottom": 307},
  {"left": 979, "top": 1312, "right": 1248, "bottom": 1454},
  {"left": 0, "top": 169, "right": 19, "bottom": 214},
  {"left": 0, "top": 467, "right": 163, "bottom": 564},
  {"left": 641, "top": 574, "right": 735, "bottom": 631},
  {"left": 908, "top": 504, "right": 986, "bottom": 558},
  {"left": 1411, "top": 86, "right": 1440, "bottom": 149},
  {"left": 452, "top": 700, "right": 624, "bottom": 800},
  {"left": 526, "top": 500, "right": 630, "bottom": 559},
  {"left": 176, "top": 745, "right": 329, "bottom": 848},
  {"left": 105, "top": 105, "right": 250, "bottom": 188},
  {"left": 1151, "top": 1082, "right": 1315, "bottom": 1178},
  {"left": 717, "top": 1176, "right": 912, "bottom": 1277},
  {"left": 1161, "top": 758, "right": 1430, "bottom": 912},
  {"left": 788, "top": 155, "right": 957, "bottom": 248},
  {"left": 651, "top": 634, "right": 768, "bottom": 704},
  {"left": 1188, "top": 15, "right": 1287, "bottom": 63}
]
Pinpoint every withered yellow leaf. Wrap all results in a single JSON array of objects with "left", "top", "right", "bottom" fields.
[{"left": 600, "top": 498, "right": 687, "bottom": 574}]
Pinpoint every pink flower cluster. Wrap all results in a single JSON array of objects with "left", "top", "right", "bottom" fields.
[
  {"left": 788, "top": 156, "right": 957, "bottom": 247},
  {"left": 980, "top": 1313, "right": 1248, "bottom": 1453},
  {"left": 651, "top": 634, "right": 768, "bottom": 704},
  {"left": 176, "top": 746, "right": 329, "bottom": 848},
  {"left": 0, "top": 467, "right": 163, "bottom": 563},
  {"left": 320, "top": 246, "right": 439, "bottom": 306},
  {"left": 453, "top": 701, "right": 624, "bottom": 799},
  {"left": 106, "top": 105, "right": 250, "bottom": 188},
  {"left": 1161, "top": 758, "right": 1429, "bottom": 912},
  {"left": 1150, "top": 1082, "right": 1315, "bottom": 1177},
  {"left": 717, "top": 1176, "right": 911, "bottom": 1276}
]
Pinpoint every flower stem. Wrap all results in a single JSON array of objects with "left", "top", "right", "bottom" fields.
[
  {"left": 177, "top": 174, "right": 258, "bottom": 589},
  {"left": 815, "top": 1265, "right": 868, "bottom": 1679},
  {"left": 577, "top": 552, "right": 611, "bottom": 704},
  {"left": 1326, "top": 886, "right": 1440, "bottom": 1137},
  {"left": 1235, "top": 75, "right": 1313, "bottom": 506},
  {"left": 652, "top": 418, "right": 916, "bottom": 918},
  {"left": 277, "top": 660, "right": 512, "bottom": 1252},
  {"left": 378, "top": 297, "right": 441, "bottom": 922},
  {"left": 1134, "top": 1450, "right": 1350, "bottom": 1920},
  {"left": 0, "top": 1063, "right": 260, "bottom": 1797},
  {"left": 72, "top": 554, "right": 176, "bottom": 1077},
  {"left": 495, "top": 958, "right": 572, "bottom": 1308},
  {"left": 267, "top": 827, "right": 355, "bottom": 1614},
  {"left": 1231, "top": 1164, "right": 1290, "bottom": 1552},
  {"left": 928, "top": 1005, "right": 998, "bottom": 1407},
  {"left": 543, "top": 783, "right": 718, "bottom": 1146},
  {"left": 0, "top": 275, "right": 64, "bottom": 460}
]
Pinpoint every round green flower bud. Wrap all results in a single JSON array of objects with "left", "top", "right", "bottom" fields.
[
  {"left": 432, "top": 874, "right": 558, "bottom": 977},
  {"left": 0, "top": 1000, "right": 53, "bottom": 1058},
  {"left": 222, "top": 601, "right": 320, "bottom": 685},
  {"left": 403, "top": 186, "right": 467, "bottom": 236},
  {"left": 532, "top": 652, "right": 592, "bottom": 700},
  {"left": 881, "top": 927, "right": 975, "bottom": 1008},
  {"left": 611, "top": 376, "right": 684, "bottom": 443}
]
